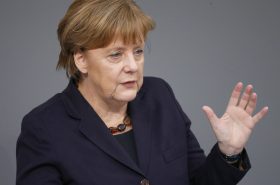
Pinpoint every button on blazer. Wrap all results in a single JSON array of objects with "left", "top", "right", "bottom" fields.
[{"left": 16, "top": 77, "right": 250, "bottom": 185}]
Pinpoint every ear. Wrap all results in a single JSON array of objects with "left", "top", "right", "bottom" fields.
[{"left": 73, "top": 50, "right": 88, "bottom": 74}]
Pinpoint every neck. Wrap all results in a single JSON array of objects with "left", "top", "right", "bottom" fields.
[{"left": 77, "top": 80, "right": 128, "bottom": 128}]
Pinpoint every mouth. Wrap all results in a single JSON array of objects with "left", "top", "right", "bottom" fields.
[{"left": 121, "top": 80, "right": 137, "bottom": 88}]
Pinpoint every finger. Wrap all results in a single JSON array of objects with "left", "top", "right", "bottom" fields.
[
  {"left": 245, "top": 92, "right": 257, "bottom": 115},
  {"left": 238, "top": 84, "right": 253, "bottom": 109},
  {"left": 202, "top": 106, "right": 219, "bottom": 125},
  {"left": 252, "top": 106, "right": 269, "bottom": 124},
  {"left": 227, "top": 82, "right": 243, "bottom": 107}
]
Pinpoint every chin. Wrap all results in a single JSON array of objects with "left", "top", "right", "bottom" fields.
[{"left": 116, "top": 91, "right": 138, "bottom": 102}]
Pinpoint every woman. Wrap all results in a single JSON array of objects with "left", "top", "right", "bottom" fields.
[{"left": 16, "top": 0, "right": 268, "bottom": 185}]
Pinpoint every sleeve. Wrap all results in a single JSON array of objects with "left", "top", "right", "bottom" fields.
[
  {"left": 16, "top": 114, "right": 62, "bottom": 185},
  {"left": 161, "top": 78, "right": 251, "bottom": 185}
]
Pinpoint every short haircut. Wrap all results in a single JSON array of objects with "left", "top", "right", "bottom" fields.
[{"left": 57, "top": 0, "right": 155, "bottom": 82}]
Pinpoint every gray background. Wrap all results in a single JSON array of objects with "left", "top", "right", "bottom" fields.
[{"left": 0, "top": 0, "right": 279, "bottom": 184}]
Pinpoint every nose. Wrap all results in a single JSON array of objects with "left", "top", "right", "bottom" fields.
[{"left": 123, "top": 53, "right": 138, "bottom": 73}]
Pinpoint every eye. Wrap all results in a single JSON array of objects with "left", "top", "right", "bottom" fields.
[
  {"left": 109, "top": 51, "right": 122, "bottom": 58},
  {"left": 134, "top": 48, "right": 144, "bottom": 56},
  {"left": 108, "top": 50, "right": 123, "bottom": 62}
]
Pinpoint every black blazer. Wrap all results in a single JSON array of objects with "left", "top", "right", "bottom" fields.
[{"left": 16, "top": 77, "right": 250, "bottom": 185}]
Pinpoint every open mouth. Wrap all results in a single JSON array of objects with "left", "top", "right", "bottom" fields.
[{"left": 121, "top": 81, "right": 136, "bottom": 88}]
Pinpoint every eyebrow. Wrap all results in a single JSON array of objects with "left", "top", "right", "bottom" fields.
[{"left": 107, "top": 44, "right": 144, "bottom": 51}]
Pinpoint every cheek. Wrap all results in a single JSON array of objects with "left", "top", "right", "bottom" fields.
[
  {"left": 88, "top": 60, "right": 119, "bottom": 79},
  {"left": 87, "top": 65, "right": 120, "bottom": 92},
  {"left": 137, "top": 62, "right": 144, "bottom": 88},
  {"left": 138, "top": 60, "right": 144, "bottom": 74},
  {"left": 138, "top": 77, "right": 144, "bottom": 90}
]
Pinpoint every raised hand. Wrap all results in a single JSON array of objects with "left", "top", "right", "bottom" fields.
[{"left": 202, "top": 82, "right": 269, "bottom": 155}]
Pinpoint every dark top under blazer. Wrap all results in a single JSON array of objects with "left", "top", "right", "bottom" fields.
[{"left": 16, "top": 77, "right": 251, "bottom": 185}]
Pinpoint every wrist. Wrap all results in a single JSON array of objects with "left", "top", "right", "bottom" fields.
[
  {"left": 221, "top": 152, "right": 241, "bottom": 164},
  {"left": 218, "top": 142, "right": 243, "bottom": 156}
]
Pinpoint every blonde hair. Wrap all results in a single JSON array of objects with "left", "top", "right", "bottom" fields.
[{"left": 56, "top": 0, "right": 155, "bottom": 82}]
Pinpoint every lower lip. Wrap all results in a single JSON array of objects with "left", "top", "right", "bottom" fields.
[{"left": 121, "top": 81, "right": 136, "bottom": 88}]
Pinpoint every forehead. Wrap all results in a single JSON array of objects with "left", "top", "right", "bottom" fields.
[
  {"left": 86, "top": 38, "right": 145, "bottom": 55},
  {"left": 104, "top": 37, "right": 145, "bottom": 50}
]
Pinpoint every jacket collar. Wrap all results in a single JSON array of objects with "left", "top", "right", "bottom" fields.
[{"left": 61, "top": 79, "right": 151, "bottom": 176}]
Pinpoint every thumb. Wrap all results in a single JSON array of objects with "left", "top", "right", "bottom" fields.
[{"left": 202, "top": 105, "right": 219, "bottom": 125}]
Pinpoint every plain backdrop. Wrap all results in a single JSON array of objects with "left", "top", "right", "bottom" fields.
[{"left": 0, "top": 0, "right": 279, "bottom": 184}]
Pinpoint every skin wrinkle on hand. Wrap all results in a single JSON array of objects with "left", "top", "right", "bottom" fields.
[{"left": 202, "top": 82, "right": 269, "bottom": 156}]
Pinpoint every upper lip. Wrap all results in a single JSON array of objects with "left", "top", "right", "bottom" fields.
[{"left": 121, "top": 80, "right": 136, "bottom": 84}]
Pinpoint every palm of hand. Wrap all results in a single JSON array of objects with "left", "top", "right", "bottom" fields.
[
  {"left": 203, "top": 82, "right": 268, "bottom": 155},
  {"left": 215, "top": 106, "right": 253, "bottom": 154}
]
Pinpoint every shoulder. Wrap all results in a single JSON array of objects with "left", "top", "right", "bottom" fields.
[
  {"left": 141, "top": 76, "right": 176, "bottom": 98},
  {"left": 143, "top": 76, "right": 169, "bottom": 87},
  {"left": 17, "top": 95, "right": 63, "bottom": 166},
  {"left": 141, "top": 76, "right": 191, "bottom": 124},
  {"left": 21, "top": 93, "right": 64, "bottom": 129},
  {"left": 139, "top": 76, "right": 178, "bottom": 108}
]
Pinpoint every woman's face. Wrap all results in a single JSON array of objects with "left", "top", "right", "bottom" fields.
[{"left": 77, "top": 38, "right": 145, "bottom": 103}]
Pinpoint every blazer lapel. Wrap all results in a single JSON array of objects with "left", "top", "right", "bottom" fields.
[
  {"left": 128, "top": 90, "right": 152, "bottom": 175},
  {"left": 78, "top": 109, "right": 144, "bottom": 176},
  {"left": 62, "top": 80, "right": 144, "bottom": 176}
]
